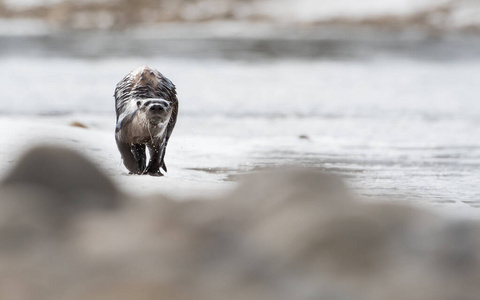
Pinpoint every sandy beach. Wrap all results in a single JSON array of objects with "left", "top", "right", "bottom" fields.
[
  {"left": 2, "top": 1, "right": 480, "bottom": 299},
  {"left": 0, "top": 115, "right": 237, "bottom": 199},
  {"left": 1, "top": 50, "right": 480, "bottom": 216},
  {"left": 1, "top": 98, "right": 479, "bottom": 218}
]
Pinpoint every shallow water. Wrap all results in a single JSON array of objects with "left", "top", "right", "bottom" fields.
[{"left": 1, "top": 35, "right": 479, "bottom": 215}]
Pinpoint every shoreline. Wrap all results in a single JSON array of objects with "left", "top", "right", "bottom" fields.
[
  {"left": 1, "top": 24, "right": 480, "bottom": 61},
  {"left": 1, "top": 114, "right": 479, "bottom": 218}
]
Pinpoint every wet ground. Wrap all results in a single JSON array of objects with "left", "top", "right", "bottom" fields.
[{"left": 1, "top": 30, "right": 479, "bottom": 215}]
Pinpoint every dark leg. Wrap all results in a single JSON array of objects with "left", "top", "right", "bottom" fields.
[
  {"left": 160, "top": 140, "right": 168, "bottom": 172},
  {"left": 116, "top": 139, "right": 140, "bottom": 174},
  {"left": 131, "top": 144, "right": 146, "bottom": 173},
  {"left": 145, "top": 139, "right": 166, "bottom": 176}
]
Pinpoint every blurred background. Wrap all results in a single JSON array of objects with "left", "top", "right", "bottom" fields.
[
  {"left": 2, "top": 0, "right": 480, "bottom": 32},
  {"left": 2, "top": 0, "right": 480, "bottom": 58},
  {"left": 1, "top": 0, "right": 480, "bottom": 213},
  {"left": 2, "top": 3, "right": 480, "bottom": 299}
]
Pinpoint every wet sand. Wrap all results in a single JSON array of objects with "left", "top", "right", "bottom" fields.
[
  {"left": 1, "top": 113, "right": 479, "bottom": 218},
  {"left": 1, "top": 34, "right": 479, "bottom": 217}
]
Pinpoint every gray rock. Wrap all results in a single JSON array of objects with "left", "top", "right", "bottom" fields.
[
  {"left": 1, "top": 148, "right": 480, "bottom": 300},
  {"left": 2, "top": 145, "right": 121, "bottom": 213}
]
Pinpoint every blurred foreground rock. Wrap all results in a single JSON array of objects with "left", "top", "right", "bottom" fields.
[{"left": 1, "top": 146, "right": 480, "bottom": 300}]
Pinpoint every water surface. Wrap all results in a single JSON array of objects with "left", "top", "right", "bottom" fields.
[{"left": 1, "top": 33, "right": 479, "bottom": 214}]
